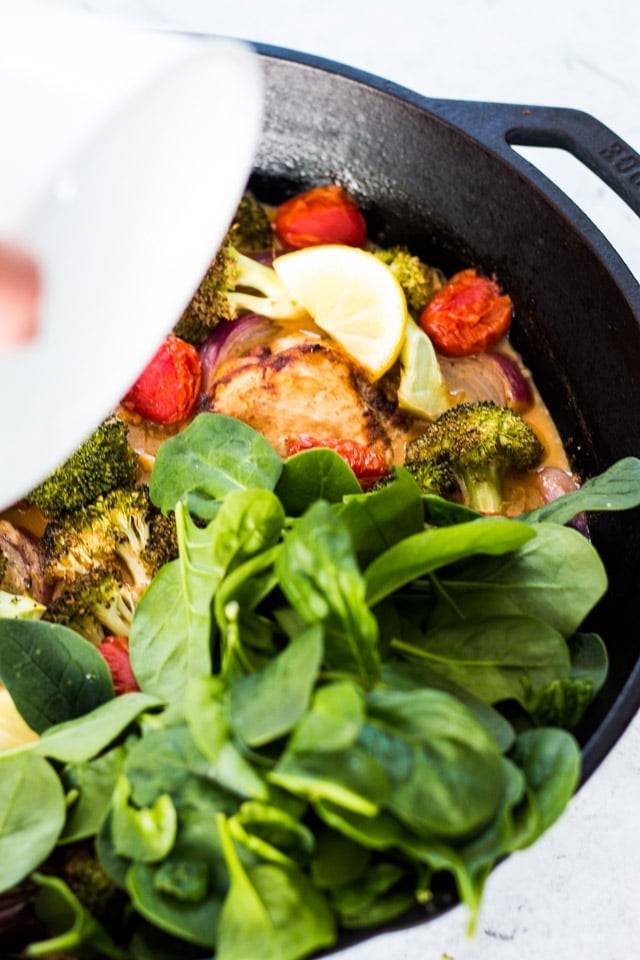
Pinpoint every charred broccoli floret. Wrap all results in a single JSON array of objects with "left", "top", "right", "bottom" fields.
[
  {"left": 174, "top": 232, "right": 306, "bottom": 345},
  {"left": 43, "top": 565, "right": 137, "bottom": 643},
  {"left": 374, "top": 245, "right": 444, "bottom": 314},
  {"left": 43, "top": 486, "right": 178, "bottom": 592},
  {"left": 61, "top": 843, "right": 123, "bottom": 922},
  {"left": 26, "top": 418, "right": 139, "bottom": 516},
  {"left": 228, "top": 192, "right": 274, "bottom": 252},
  {"left": 405, "top": 400, "right": 544, "bottom": 514}
]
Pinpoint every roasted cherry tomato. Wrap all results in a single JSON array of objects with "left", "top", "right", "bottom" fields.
[
  {"left": 122, "top": 334, "right": 201, "bottom": 424},
  {"left": 286, "top": 435, "right": 388, "bottom": 489},
  {"left": 98, "top": 636, "right": 140, "bottom": 696},
  {"left": 419, "top": 268, "right": 513, "bottom": 357},
  {"left": 274, "top": 185, "right": 367, "bottom": 249}
]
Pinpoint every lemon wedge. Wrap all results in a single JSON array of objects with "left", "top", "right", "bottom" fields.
[
  {"left": 397, "top": 317, "right": 451, "bottom": 419},
  {"left": 272, "top": 244, "right": 408, "bottom": 379}
]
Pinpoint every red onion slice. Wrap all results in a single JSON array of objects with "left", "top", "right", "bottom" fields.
[
  {"left": 440, "top": 351, "right": 533, "bottom": 412},
  {"left": 199, "top": 314, "right": 282, "bottom": 394}
]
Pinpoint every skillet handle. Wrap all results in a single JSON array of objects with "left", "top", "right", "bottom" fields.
[{"left": 431, "top": 101, "right": 640, "bottom": 218}]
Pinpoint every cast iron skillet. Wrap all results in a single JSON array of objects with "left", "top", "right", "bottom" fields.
[{"left": 248, "top": 44, "right": 640, "bottom": 796}]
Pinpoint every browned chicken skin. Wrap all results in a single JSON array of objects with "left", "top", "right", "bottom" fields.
[{"left": 203, "top": 333, "right": 399, "bottom": 462}]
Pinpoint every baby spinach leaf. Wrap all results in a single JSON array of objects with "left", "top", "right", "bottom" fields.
[
  {"left": 60, "top": 746, "right": 127, "bottom": 843},
  {"left": 19, "top": 693, "right": 160, "bottom": 763},
  {"left": 363, "top": 687, "right": 505, "bottom": 838},
  {"left": 185, "top": 676, "right": 268, "bottom": 801},
  {"left": 315, "top": 798, "right": 419, "bottom": 853},
  {"left": 287, "top": 681, "right": 365, "bottom": 755},
  {"left": 216, "top": 813, "right": 336, "bottom": 960},
  {"left": 421, "top": 494, "right": 481, "bottom": 526},
  {"left": 28, "top": 872, "right": 128, "bottom": 959},
  {"left": 510, "top": 727, "right": 581, "bottom": 848},
  {"left": 569, "top": 631, "right": 609, "bottom": 694},
  {"left": 431, "top": 523, "right": 607, "bottom": 638},
  {"left": 132, "top": 491, "right": 284, "bottom": 704},
  {"left": 149, "top": 413, "right": 283, "bottom": 516},
  {"left": 229, "top": 800, "right": 315, "bottom": 867},
  {"left": 214, "top": 546, "right": 281, "bottom": 679},
  {"left": 210, "top": 488, "right": 285, "bottom": 572},
  {"left": 270, "top": 744, "right": 388, "bottom": 817},
  {"left": 364, "top": 516, "right": 536, "bottom": 606},
  {"left": 131, "top": 833, "right": 221, "bottom": 941},
  {"left": 230, "top": 625, "right": 323, "bottom": 747},
  {"left": 331, "top": 861, "right": 417, "bottom": 930},
  {"left": 414, "top": 758, "right": 525, "bottom": 932},
  {"left": 275, "top": 447, "right": 361, "bottom": 515},
  {"left": 311, "top": 826, "right": 371, "bottom": 889},
  {"left": 129, "top": 560, "right": 196, "bottom": 703},
  {"left": 0, "top": 753, "right": 66, "bottom": 892},
  {"left": 526, "top": 678, "right": 594, "bottom": 729},
  {"left": 0, "top": 619, "right": 114, "bottom": 732},
  {"left": 392, "top": 615, "right": 571, "bottom": 707},
  {"left": 521, "top": 456, "right": 640, "bottom": 525},
  {"left": 381, "top": 660, "right": 515, "bottom": 753},
  {"left": 122, "top": 723, "right": 237, "bottom": 814},
  {"left": 336, "top": 466, "right": 425, "bottom": 566},
  {"left": 112, "top": 775, "right": 178, "bottom": 863},
  {"left": 277, "top": 500, "right": 380, "bottom": 686}
]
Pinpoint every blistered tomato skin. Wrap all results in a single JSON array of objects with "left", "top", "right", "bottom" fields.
[
  {"left": 98, "top": 636, "right": 140, "bottom": 696},
  {"left": 122, "top": 334, "right": 202, "bottom": 424},
  {"left": 274, "top": 185, "right": 367, "bottom": 249},
  {"left": 419, "top": 268, "right": 513, "bottom": 357},
  {"left": 286, "top": 435, "right": 388, "bottom": 489}
]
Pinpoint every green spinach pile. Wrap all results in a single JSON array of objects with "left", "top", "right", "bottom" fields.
[{"left": 2, "top": 412, "right": 640, "bottom": 960}]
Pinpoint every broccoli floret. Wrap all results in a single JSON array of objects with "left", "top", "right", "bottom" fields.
[
  {"left": 374, "top": 245, "right": 444, "bottom": 314},
  {"left": 43, "top": 486, "right": 177, "bottom": 592},
  {"left": 61, "top": 843, "right": 123, "bottom": 922},
  {"left": 174, "top": 233, "right": 306, "bottom": 345},
  {"left": 43, "top": 565, "right": 137, "bottom": 643},
  {"left": 228, "top": 192, "right": 274, "bottom": 252},
  {"left": 404, "top": 400, "right": 544, "bottom": 515},
  {"left": 404, "top": 459, "right": 458, "bottom": 497},
  {"left": 26, "top": 418, "right": 139, "bottom": 516}
]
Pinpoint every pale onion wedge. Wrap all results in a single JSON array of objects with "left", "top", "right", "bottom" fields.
[{"left": 397, "top": 317, "right": 452, "bottom": 419}]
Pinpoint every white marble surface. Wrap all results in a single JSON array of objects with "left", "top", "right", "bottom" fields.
[{"left": 14, "top": 1, "right": 640, "bottom": 956}]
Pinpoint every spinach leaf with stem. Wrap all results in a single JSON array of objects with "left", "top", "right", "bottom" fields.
[
  {"left": 60, "top": 746, "right": 127, "bottom": 843},
  {"left": 391, "top": 615, "right": 571, "bottom": 707},
  {"left": 364, "top": 516, "right": 536, "bottom": 607},
  {"left": 0, "top": 692, "right": 161, "bottom": 764},
  {"left": 229, "top": 624, "right": 324, "bottom": 747},
  {"left": 521, "top": 456, "right": 640, "bottom": 525},
  {"left": 215, "top": 812, "right": 336, "bottom": 960},
  {"left": 131, "top": 490, "right": 285, "bottom": 703},
  {"left": 28, "top": 872, "right": 128, "bottom": 959},
  {"left": 335, "top": 465, "right": 425, "bottom": 566},
  {"left": 429, "top": 522, "right": 607, "bottom": 638},
  {"left": 362, "top": 687, "right": 505, "bottom": 839},
  {"left": 509, "top": 727, "right": 581, "bottom": 847},
  {"left": 276, "top": 500, "right": 380, "bottom": 687},
  {"left": 184, "top": 675, "right": 269, "bottom": 802}
]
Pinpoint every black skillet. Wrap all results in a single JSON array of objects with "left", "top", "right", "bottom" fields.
[{"left": 249, "top": 44, "right": 640, "bottom": 791}]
